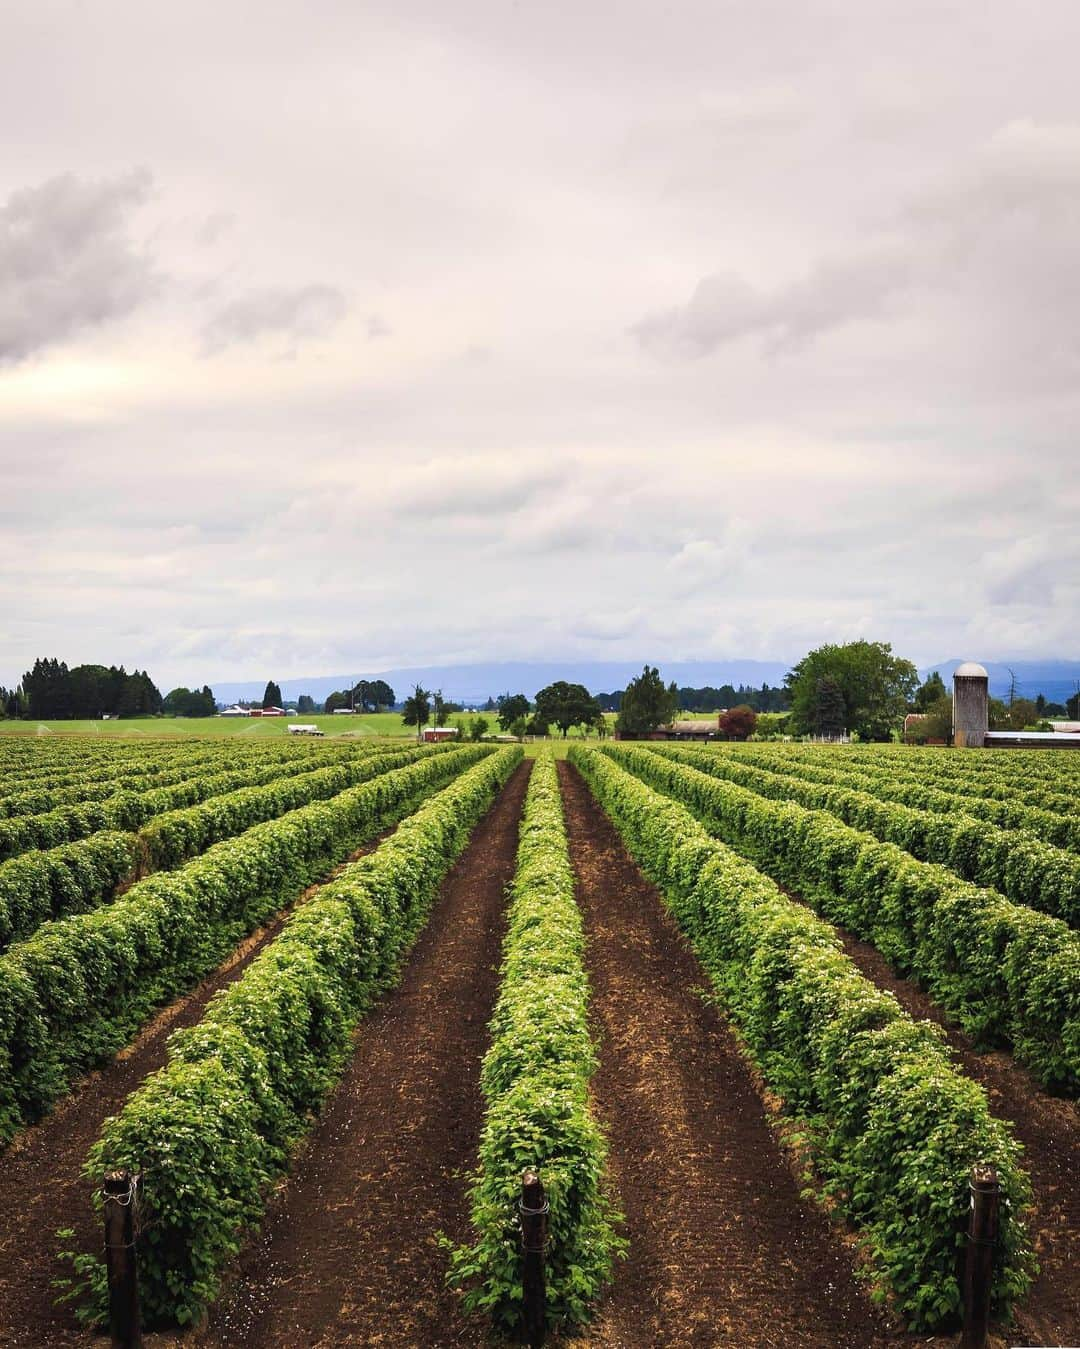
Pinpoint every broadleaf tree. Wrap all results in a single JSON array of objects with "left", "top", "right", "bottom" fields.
[
  {"left": 534, "top": 681, "right": 601, "bottom": 738},
  {"left": 496, "top": 693, "right": 531, "bottom": 732},
  {"left": 785, "top": 641, "right": 918, "bottom": 741}
]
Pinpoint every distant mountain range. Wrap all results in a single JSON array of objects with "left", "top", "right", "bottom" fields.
[
  {"left": 209, "top": 659, "right": 795, "bottom": 707},
  {"left": 210, "top": 657, "right": 1080, "bottom": 707},
  {"left": 924, "top": 660, "right": 1080, "bottom": 705}
]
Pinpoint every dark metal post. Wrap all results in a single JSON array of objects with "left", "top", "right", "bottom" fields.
[
  {"left": 103, "top": 1170, "right": 142, "bottom": 1349},
  {"left": 961, "top": 1162, "right": 1000, "bottom": 1349},
  {"left": 520, "top": 1169, "right": 549, "bottom": 1349}
]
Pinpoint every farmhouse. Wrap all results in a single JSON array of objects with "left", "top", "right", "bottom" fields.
[{"left": 219, "top": 705, "right": 249, "bottom": 717}]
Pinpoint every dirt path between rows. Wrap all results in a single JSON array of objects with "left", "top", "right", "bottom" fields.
[
  {"left": 817, "top": 914, "right": 1080, "bottom": 1348},
  {"left": 0, "top": 829, "right": 400, "bottom": 1348},
  {"left": 558, "top": 761, "right": 904, "bottom": 1349},
  {"left": 186, "top": 758, "right": 532, "bottom": 1349}
]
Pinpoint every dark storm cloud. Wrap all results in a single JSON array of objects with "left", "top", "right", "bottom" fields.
[
  {"left": 0, "top": 169, "right": 155, "bottom": 363},
  {"left": 200, "top": 284, "right": 349, "bottom": 353}
]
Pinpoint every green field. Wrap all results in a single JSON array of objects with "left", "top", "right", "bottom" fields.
[{"left": 0, "top": 710, "right": 618, "bottom": 746}]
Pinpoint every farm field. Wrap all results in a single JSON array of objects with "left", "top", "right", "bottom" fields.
[
  {"left": 0, "top": 711, "right": 620, "bottom": 744},
  {"left": 0, "top": 737, "right": 1076, "bottom": 1346}
]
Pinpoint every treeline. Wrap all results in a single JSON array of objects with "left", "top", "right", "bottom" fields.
[
  {"left": 322, "top": 679, "right": 396, "bottom": 714},
  {"left": 3, "top": 659, "right": 164, "bottom": 720},
  {"left": 594, "top": 682, "right": 788, "bottom": 714}
]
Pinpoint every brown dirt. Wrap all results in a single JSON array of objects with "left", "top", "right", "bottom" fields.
[
  {"left": 181, "top": 758, "right": 533, "bottom": 1348},
  {"left": 813, "top": 912, "right": 1080, "bottom": 1348},
  {"left": 558, "top": 760, "right": 910, "bottom": 1349},
  {"left": 0, "top": 831, "right": 398, "bottom": 1348}
]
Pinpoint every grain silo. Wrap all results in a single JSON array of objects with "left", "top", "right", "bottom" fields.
[{"left": 952, "top": 661, "right": 989, "bottom": 748}]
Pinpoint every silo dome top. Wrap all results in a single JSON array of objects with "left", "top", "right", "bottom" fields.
[{"left": 954, "top": 661, "right": 989, "bottom": 679}]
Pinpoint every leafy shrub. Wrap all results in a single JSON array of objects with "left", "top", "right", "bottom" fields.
[
  {"left": 612, "top": 744, "right": 1080, "bottom": 1093},
  {"left": 0, "top": 745, "right": 491, "bottom": 1144},
  {"left": 447, "top": 752, "right": 623, "bottom": 1332},
  {"left": 79, "top": 747, "right": 522, "bottom": 1326},
  {"left": 569, "top": 745, "right": 1035, "bottom": 1330}
]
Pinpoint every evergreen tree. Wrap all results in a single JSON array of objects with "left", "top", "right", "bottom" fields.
[
  {"left": 615, "top": 665, "right": 678, "bottom": 737},
  {"left": 401, "top": 684, "right": 431, "bottom": 738},
  {"left": 262, "top": 680, "right": 283, "bottom": 709}
]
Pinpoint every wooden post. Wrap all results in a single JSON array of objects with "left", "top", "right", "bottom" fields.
[
  {"left": 103, "top": 1170, "right": 142, "bottom": 1349},
  {"left": 519, "top": 1169, "right": 549, "bottom": 1349},
  {"left": 961, "top": 1162, "right": 999, "bottom": 1349}
]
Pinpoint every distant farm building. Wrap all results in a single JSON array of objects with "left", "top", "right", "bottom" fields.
[
  {"left": 261, "top": 707, "right": 286, "bottom": 717},
  {"left": 422, "top": 727, "right": 459, "bottom": 742},
  {"left": 219, "top": 706, "right": 249, "bottom": 717},
  {"left": 617, "top": 715, "right": 724, "bottom": 742}
]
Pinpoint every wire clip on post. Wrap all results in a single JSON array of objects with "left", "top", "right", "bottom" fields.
[
  {"left": 103, "top": 1170, "right": 142, "bottom": 1349},
  {"left": 961, "top": 1162, "right": 1000, "bottom": 1349},
  {"left": 520, "top": 1169, "right": 550, "bottom": 1349}
]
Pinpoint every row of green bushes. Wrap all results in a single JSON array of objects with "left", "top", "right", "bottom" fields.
[
  {"left": 77, "top": 746, "right": 523, "bottom": 1326},
  {"left": 832, "top": 744, "right": 1080, "bottom": 818},
  {"left": 736, "top": 745, "right": 1079, "bottom": 845},
  {"left": 570, "top": 745, "right": 1035, "bottom": 1329},
  {"left": 447, "top": 752, "right": 623, "bottom": 1333},
  {"left": 0, "top": 748, "right": 366, "bottom": 862},
  {"left": 0, "top": 738, "right": 339, "bottom": 800},
  {"left": 608, "top": 746, "right": 1080, "bottom": 1094},
  {"left": 0, "top": 748, "right": 429, "bottom": 951},
  {"left": 0, "top": 744, "right": 491, "bottom": 1146},
  {"left": 658, "top": 746, "right": 1080, "bottom": 925},
  {"left": 839, "top": 743, "right": 1080, "bottom": 796},
  {"left": 139, "top": 746, "right": 428, "bottom": 871},
  {"left": 0, "top": 741, "right": 364, "bottom": 819},
  {"left": 0, "top": 832, "right": 140, "bottom": 951}
]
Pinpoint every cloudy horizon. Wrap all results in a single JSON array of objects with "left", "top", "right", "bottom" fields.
[{"left": 3, "top": 1, "right": 1078, "bottom": 691}]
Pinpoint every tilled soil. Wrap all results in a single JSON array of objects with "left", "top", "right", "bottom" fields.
[
  {"left": 818, "top": 914, "right": 1080, "bottom": 1348},
  {"left": 187, "top": 758, "right": 533, "bottom": 1348},
  {"left": 0, "top": 830, "right": 399, "bottom": 1349},
  {"left": 558, "top": 760, "right": 901, "bottom": 1349}
]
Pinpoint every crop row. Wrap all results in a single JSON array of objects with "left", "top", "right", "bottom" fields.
[
  {"left": 0, "top": 748, "right": 374, "bottom": 862},
  {"left": 735, "top": 745, "right": 1079, "bottom": 839},
  {"left": 569, "top": 745, "right": 1034, "bottom": 1329},
  {"left": 654, "top": 746, "right": 1080, "bottom": 925},
  {"left": 0, "top": 738, "right": 329, "bottom": 799},
  {"left": 0, "top": 744, "right": 491, "bottom": 1146},
  {"left": 836, "top": 747, "right": 1079, "bottom": 819},
  {"left": 80, "top": 746, "right": 523, "bottom": 1326},
  {"left": 607, "top": 746, "right": 1080, "bottom": 1093},
  {"left": 840, "top": 743, "right": 1080, "bottom": 793},
  {"left": 0, "top": 741, "right": 371, "bottom": 818},
  {"left": 447, "top": 753, "right": 622, "bottom": 1334},
  {"left": 0, "top": 747, "right": 430, "bottom": 951}
]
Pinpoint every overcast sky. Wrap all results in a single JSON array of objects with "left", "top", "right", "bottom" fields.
[{"left": 2, "top": 1, "right": 1079, "bottom": 690}]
